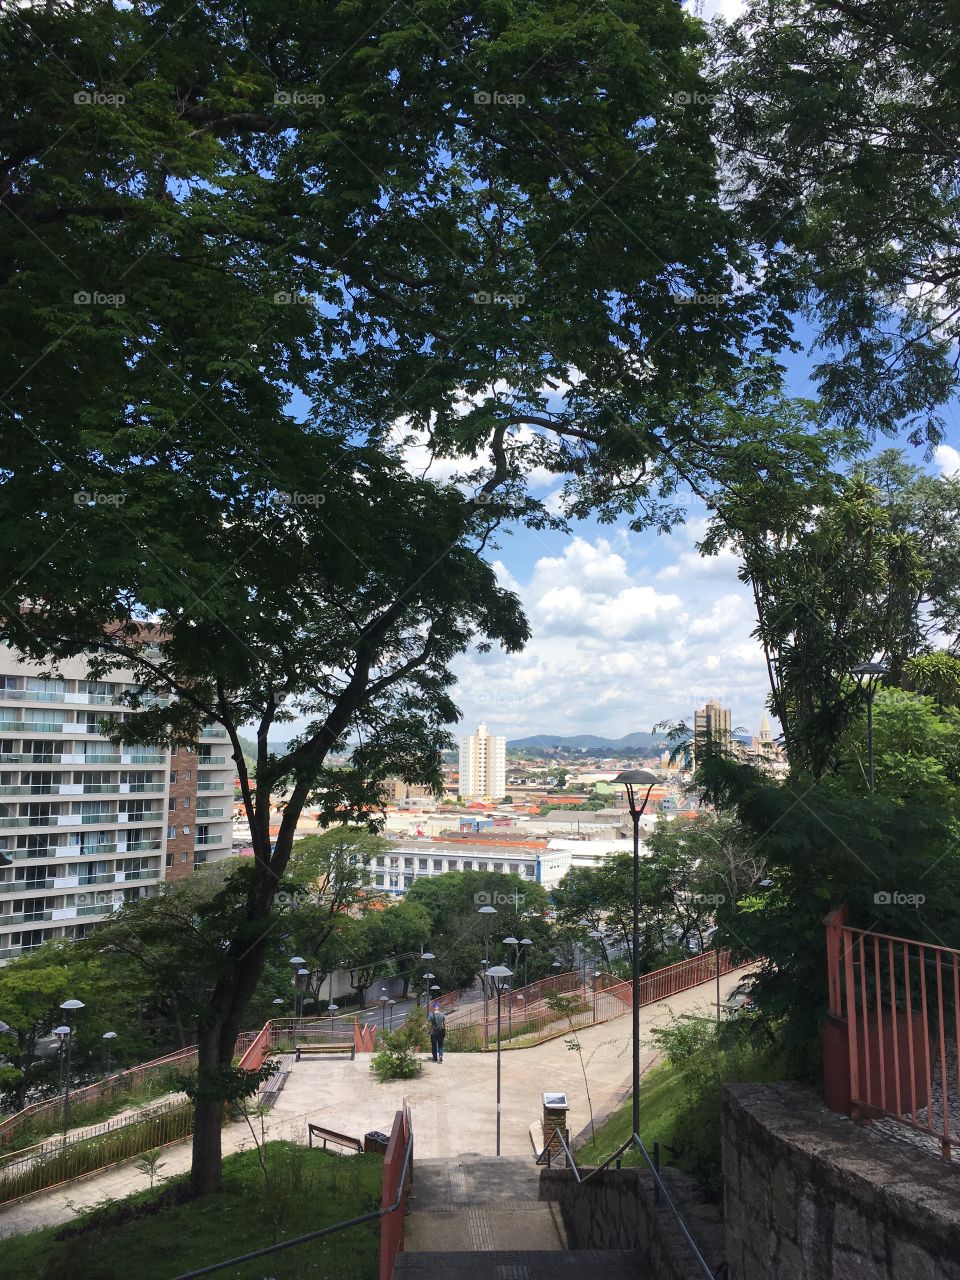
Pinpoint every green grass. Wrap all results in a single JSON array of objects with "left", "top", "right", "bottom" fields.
[
  {"left": 576, "top": 1060, "right": 680, "bottom": 1167},
  {"left": 2, "top": 1141, "right": 384, "bottom": 1280}
]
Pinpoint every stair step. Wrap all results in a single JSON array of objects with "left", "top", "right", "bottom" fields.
[
  {"left": 405, "top": 1204, "right": 566, "bottom": 1252},
  {"left": 394, "top": 1250, "right": 645, "bottom": 1279},
  {"left": 409, "top": 1157, "right": 544, "bottom": 1209}
]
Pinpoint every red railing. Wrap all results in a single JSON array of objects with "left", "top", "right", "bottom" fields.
[
  {"left": 379, "top": 1102, "right": 412, "bottom": 1280},
  {"left": 0, "top": 1044, "right": 198, "bottom": 1152},
  {"left": 826, "top": 908, "right": 959, "bottom": 1160},
  {"left": 445, "top": 952, "right": 735, "bottom": 1050},
  {"left": 237, "top": 1017, "right": 358, "bottom": 1070},
  {"left": 354, "top": 1022, "right": 377, "bottom": 1053}
]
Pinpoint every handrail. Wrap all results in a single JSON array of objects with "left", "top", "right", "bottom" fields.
[
  {"left": 541, "top": 1127, "right": 717, "bottom": 1280},
  {"left": 169, "top": 1124, "right": 413, "bottom": 1280}
]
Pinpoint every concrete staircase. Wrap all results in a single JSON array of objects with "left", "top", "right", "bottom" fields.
[{"left": 394, "top": 1157, "right": 645, "bottom": 1279}]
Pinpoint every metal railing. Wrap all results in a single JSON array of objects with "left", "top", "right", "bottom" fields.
[
  {"left": 826, "top": 907, "right": 960, "bottom": 1160},
  {"left": 169, "top": 1103, "right": 413, "bottom": 1280},
  {"left": 539, "top": 1126, "right": 717, "bottom": 1279}
]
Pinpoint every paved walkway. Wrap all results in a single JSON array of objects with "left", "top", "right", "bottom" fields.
[{"left": 0, "top": 967, "right": 753, "bottom": 1239}]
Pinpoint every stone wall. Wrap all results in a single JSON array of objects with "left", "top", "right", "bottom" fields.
[
  {"left": 539, "top": 1164, "right": 725, "bottom": 1280},
  {"left": 723, "top": 1083, "right": 960, "bottom": 1279}
]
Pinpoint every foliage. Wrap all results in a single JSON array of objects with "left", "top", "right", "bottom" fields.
[
  {"left": 906, "top": 652, "right": 960, "bottom": 708},
  {"left": 370, "top": 1034, "right": 421, "bottom": 1083},
  {"left": 1, "top": 1143, "right": 383, "bottom": 1280},
  {"left": 700, "top": 757, "right": 960, "bottom": 1079},
  {"left": 133, "top": 1149, "right": 166, "bottom": 1190},
  {"left": 646, "top": 1015, "right": 786, "bottom": 1199},
  {"left": 720, "top": 2, "right": 960, "bottom": 444},
  {"left": 0, "top": 942, "right": 151, "bottom": 1112}
]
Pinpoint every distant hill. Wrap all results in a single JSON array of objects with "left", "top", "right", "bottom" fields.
[{"left": 507, "top": 732, "right": 669, "bottom": 752}]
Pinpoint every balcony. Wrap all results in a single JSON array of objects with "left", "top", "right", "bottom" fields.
[
  {"left": 197, "top": 779, "right": 233, "bottom": 792},
  {"left": 0, "top": 816, "right": 54, "bottom": 828},
  {"left": 120, "top": 869, "right": 157, "bottom": 882},
  {"left": 59, "top": 844, "right": 117, "bottom": 857},
  {"left": 0, "top": 785, "right": 58, "bottom": 795},
  {"left": 80, "top": 754, "right": 122, "bottom": 764},
  {"left": 5, "top": 847, "right": 64, "bottom": 861},
  {"left": 118, "top": 811, "right": 161, "bottom": 825},
  {"left": 0, "top": 688, "right": 65, "bottom": 703},
  {"left": 77, "top": 872, "right": 118, "bottom": 886},
  {"left": 0, "top": 910, "right": 54, "bottom": 925},
  {"left": 76, "top": 902, "right": 120, "bottom": 918},
  {"left": 0, "top": 721, "right": 63, "bottom": 733},
  {"left": 197, "top": 756, "right": 226, "bottom": 766},
  {"left": 194, "top": 834, "right": 224, "bottom": 847},
  {"left": 195, "top": 807, "right": 224, "bottom": 819},
  {"left": 122, "top": 839, "right": 161, "bottom": 852},
  {"left": 199, "top": 728, "right": 227, "bottom": 739},
  {"left": 0, "top": 878, "right": 54, "bottom": 893},
  {"left": 75, "top": 812, "right": 119, "bottom": 825},
  {"left": 123, "top": 753, "right": 165, "bottom": 765}
]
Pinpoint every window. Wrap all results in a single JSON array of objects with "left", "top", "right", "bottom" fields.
[
  {"left": 375, "top": 857, "right": 384, "bottom": 868},
  {"left": 403, "top": 857, "right": 413, "bottom": 869},
  {"left": 375, "top": 874, "right": 384, "bottom": 886},
  {"left": 183, "top": 769, "right": 192, "bottom": 780},
  {"left": 494, "top": 862, "right": 504, "bottom": 873},
  {"left": 509, "top": 864, "right": 519, "bottom": 874},
  {"left": 403, "top": 874, "right": 413, "bottom": 887},
  {"left": 418, "top": 858, "right": 427, "bottom": 870},
  {"left": 182, "top": 796, "right": 191, "bottom": 808},
  {"left": 180, "top": 851, "right": 188, "bottom": 863},
  {"left": 169, "top": 772, "right": 177, "bottom": 785},
  {"left": 168, "top": 797, "right": 176, "bottom": 811},
  {"left": 447, "top": 861, "right": 458, "bottom": 871},
  {"left": 432, "top": 859, "right": 443, "bottom": 870},
  {"left": 462, "top": 860, "right": 473, "bottom": 871},
  {"left": 165, "top": 852, "right": 173, "bottom": 867},
  {"left": 167, "top": 825, "right": 175, "bottom": 841}
]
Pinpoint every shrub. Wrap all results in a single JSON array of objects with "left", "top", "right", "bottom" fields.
[{"left": 370, "top": 1032, "right": 421, "bottom": 1082}]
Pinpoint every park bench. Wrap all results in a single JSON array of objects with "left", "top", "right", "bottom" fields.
[
  {"left": 259, "top": 1068, "right": 289, "bottom": 1108},
  {"left": 307, "top": 1123, "right": 363, "bottom": 1153},
  {"left": 294, "top": 1042, "right": 355, "bottom": 1061}
]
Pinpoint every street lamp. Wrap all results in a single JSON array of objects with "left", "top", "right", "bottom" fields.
[
  {"left": 296, "top": 968, "right": 310, "bottom": 1024},
  {"left": 422, "top": 972, "right": 435, "bottom": 1008},
  {"left": 379, "top": 992, "right": 390, "bottom": 1032},
  {"left": 487, "top": 965, "right": 513, "bottom": 1156},
  {"left": 850, "top": 661, "right": 889, "bottom": 792},
  {"left": 102, "top": 1030, "right": 117, "bottom": 1076},
  {"left": 478, "top": 905, "right": 497, "bottom": 1030},
  {"left": 328, "top": 1001, "right": 339, "bottom": 1039},
  {"left": 388, "top": 999, "right": 397, "bottom": 1032},
  {"left": 58, "top": 998, "right": 85, "bottom": 1133},
  {"left": 613, "top": 767, "right": 659, "bottom": 1140}
]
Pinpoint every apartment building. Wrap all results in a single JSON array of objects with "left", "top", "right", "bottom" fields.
[
  {"left": 458, "top": 722, "right": 507, "bottom": 801},
  {"left": 0, "top": 647, "right": 234, "bottom": 964}
]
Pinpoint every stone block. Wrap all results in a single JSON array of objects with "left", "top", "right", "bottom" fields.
[
  {"left": 771, "top": 1162, "right": 797, "bottom": 1237},
  {"left": 833, "top": 1203, "right": 870, "bottom": 1255},
  {"left": 889, "top": 1239, "right": 940, "bottom": 1280}
]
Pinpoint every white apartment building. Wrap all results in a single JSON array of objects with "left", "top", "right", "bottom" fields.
[
  {"left": 458, "top": 722, "right": 507, "bottom": 801},
  {"left": 0, "top": 647, "right": 234, "bottom": 964}
]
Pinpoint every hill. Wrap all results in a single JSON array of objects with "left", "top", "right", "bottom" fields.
[{"left": 507, "top": 732, "right": 669, "bottom": 753}]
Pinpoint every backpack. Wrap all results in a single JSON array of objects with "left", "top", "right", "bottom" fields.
[{"left": 430, "top": 1009, "right": 446, "bottom": 1034}]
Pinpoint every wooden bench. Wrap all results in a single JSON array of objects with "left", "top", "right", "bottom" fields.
[
  {"left": 259, "top": 1068, "right": 289, "bottom": 1108},
  {"left": 294, "top": 1043, "right": 355, "bottom": 1061},
  {"left": 307, "top": 1123, "right": 363, "bottom": 1153}
]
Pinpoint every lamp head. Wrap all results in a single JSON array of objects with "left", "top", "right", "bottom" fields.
[{"left": 60, "top": 999, "right": 85, "bottom": 1012}]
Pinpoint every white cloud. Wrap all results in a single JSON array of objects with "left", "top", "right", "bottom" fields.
[
  {"left": 450, "top": 532, "right": 771, "bottom": 740},
  {"left": 934, "top": 444, "right": 960, "bottom": 476}
]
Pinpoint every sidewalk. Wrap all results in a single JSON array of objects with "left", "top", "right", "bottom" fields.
[{"left": 0, "top": 966, "right": 754, "bottom": 1239}]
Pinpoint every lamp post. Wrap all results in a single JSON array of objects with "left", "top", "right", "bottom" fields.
[
  {"left": 487, "top": 965, "right": 513, "bottom": 1156},
  {"left": 850, "top": 661, "right": 889, "bottom": 792},
  {"left": 102, "top": 1030, "right": 117, "bottom": 1076},
  {"left": 58, "top": 998, "right": 85, "bottom": 1134},
  {"left": 613, "top": 767, "right": 659, "bottom": 1140},
  {"left": 478, "top": 905, "right": 497, "bottom": 1032},
  {"left": 378, "top": 992, "right": 390, "bottom": 1032},
  {"left": 422, "top": 972, "right": 435, "bottom": 1009},
  {"left": 519, "top": 938, "right": 533, "bottom": 990},
  {"left": 328, "top": 1001, "right": 339, "bottom": 1040},
  {"left": 296, "top": 968, "right": 310, "bottom": 1026},
  {"left": 289, "top": 956, "right": 305, "bottom": 1023},
  {"left": 388, "top": 999, "right": 397, "bottom": 1032}
]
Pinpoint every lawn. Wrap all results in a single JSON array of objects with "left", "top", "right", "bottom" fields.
[
  {"left": 2, "top": 1141, "right": 384, "bottom": 1280},
  {"left": 575, "top": 1059, "right": 680, "bottom": 1168}
]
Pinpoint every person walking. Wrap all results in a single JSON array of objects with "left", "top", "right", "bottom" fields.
[{"left": 427, "top": 1001, "right": 446, "bottom": 1063}]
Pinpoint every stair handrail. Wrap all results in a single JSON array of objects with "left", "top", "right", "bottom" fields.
[{"left": 540, "top": 1126, "right": 718, "bottom": 1280}]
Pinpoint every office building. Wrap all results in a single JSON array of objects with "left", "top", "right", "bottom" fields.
[
  {"left": 458, "top": 722, "right": 506, "bottom": 801},
  {"left": 0, "top": 647, "right": 233, "bottom": 964},
  {"left": 693, "top": 699, "right": 733, "bottom": 761}
]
